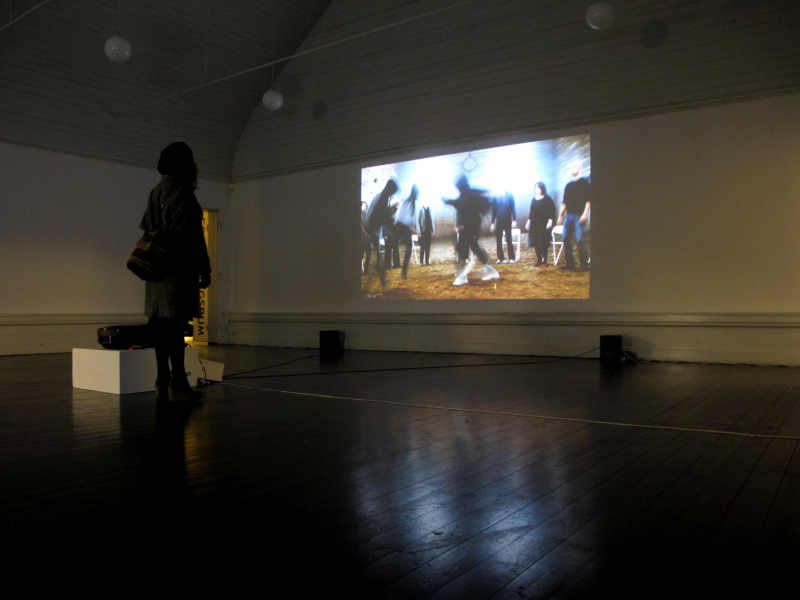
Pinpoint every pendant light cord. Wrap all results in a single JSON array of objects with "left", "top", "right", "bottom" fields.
[
  {"left": 112, "top": 0, "right": 476, "bottom": 117},
  {"left": 271, "top": 0, "right": 275, "bottom": 87},
  {"left": 0, "top": 0, "right": 54, "bottom": 34},
  {"left": 205, "top": 0, "right": 211, "bottom": 82}
]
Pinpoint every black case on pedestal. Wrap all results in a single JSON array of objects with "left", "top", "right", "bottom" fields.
[{"left": 98, "top": 324, "right": 153, "bottom": 349}]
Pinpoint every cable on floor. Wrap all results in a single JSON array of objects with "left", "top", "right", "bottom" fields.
[
  {"left": 223, "top": 354, "right": 319, "bottom": 378},
  {"left": 218, "top": 381, "right": 800, "bottom": 442},
  {"left": 222, "top": 347, "right": 602, "bottom": 381}
]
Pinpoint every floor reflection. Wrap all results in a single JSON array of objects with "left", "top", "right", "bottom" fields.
[
  {"left": 71, "top": 388, "right": 121, "bottom": 443},
  {"left": 150, "top": 402, "right": 193, "bottom": 502}
]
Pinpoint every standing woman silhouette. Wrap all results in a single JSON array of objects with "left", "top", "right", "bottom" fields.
[{"left": 141, "top": 142, "right": 211, "bottom": 403}]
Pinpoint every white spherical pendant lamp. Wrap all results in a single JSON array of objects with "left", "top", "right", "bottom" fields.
[
  {"left": 105, "top": 36, "right": 132, "bottom": 63},
  {"left": 262, "top": 89, "right": 283, "bottom": 111},
  {"left": 586, "top": 1, "right": 616, "bottom": 31}
]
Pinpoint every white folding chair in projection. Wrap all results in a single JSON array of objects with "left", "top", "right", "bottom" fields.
[
  {"left": 551, "top": 225, "right": 565, "bottom": 266},
  {"left": 411, "top": 234, "right": 421, "bottom": 264},
  {"left": 511, "top": 228, "right": 521, "bottom": 262}
]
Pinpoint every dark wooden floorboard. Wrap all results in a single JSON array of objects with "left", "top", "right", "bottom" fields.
[
  {"left": 486, "top": 431, "right": 717, "bottom": 600},
  {"left": 559, "top": 439, "right": 798, "bottom": 599},
  {"left": 558, "top": 431, "right": 741, "bottom": 582},
  {"left": 2, "top": 348, "right": 800, "bottom": 596},
  {"left": 708, "top": 438, "right": 798, "bottom": 550},
  {"left": 355, "top": 427, "right": 647, "bottom": 586},
  {"left": 333, "top": 421, "right": 607, "bottom": 541},
  {"left": 377, "top": 428, "right": 661, "bottom": 599},
  {"left": 319, "top": 420, "right": 587, "bottom": 541},
  {"left": 757, "top": 439, "right": 800, "bottom": 549},
  {"left": 349, "top": 423, "right": 638, "bottom": 574},
  {"left": 421, "top": 438, "right": 678, "bottom": 599}
]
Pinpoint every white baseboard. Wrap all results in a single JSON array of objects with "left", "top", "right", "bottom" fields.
[
  {"left": 6, "top": 312, "right": 800, "bottom": 366},
  {"left": 225, "top": 312, "right": 800, "bottom": 366},
  {"left": 0, "top": 314, "right": 148, "bottom": 356}
]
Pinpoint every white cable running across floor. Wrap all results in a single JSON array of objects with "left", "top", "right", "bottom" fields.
[{"left": 220, "top": 382, "right": 800, "bottom": 442}]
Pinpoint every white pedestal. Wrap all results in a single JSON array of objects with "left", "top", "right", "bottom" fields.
[
  {"left": 73, "top": 348, "right": 158, "bottom": 395},
  {"left": 72, "top": 346, "right": 201, "bottom": 395}
]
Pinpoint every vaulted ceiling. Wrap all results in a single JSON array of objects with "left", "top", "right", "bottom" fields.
[
  {"left": 0, "top": 0, "right": 332, "bottom": 180},
  {"left": 2, "top": 1, "right": 799, "bottom": 183},
  {"left": 235, "top": 0, "right": 800, "bottom": 181}
]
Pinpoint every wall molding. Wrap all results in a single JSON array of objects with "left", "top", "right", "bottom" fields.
[
  {"left": 227, "top": 312, "right": 800, "bottom": 329},
  {"left": 226, "top": 312, "right": 800, "bottom": 366},
  {"left": 0, "top": 313, "right": 147, "bottom": 356},
  {"left": 6, "top": 311, "right": 800, "bottom": 366}
]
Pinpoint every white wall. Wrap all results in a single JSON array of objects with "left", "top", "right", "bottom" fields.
[
  {"left": 228, "top": 93, "right": 800, "bottom": 364},
  {"left": 0, "top": 142, "right": 231, "bottom": 354}
]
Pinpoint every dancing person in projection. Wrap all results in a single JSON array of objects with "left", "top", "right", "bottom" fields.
[
  {"left": 490, "top": 191, "right": 517, "bottom": 263},
  {"left": 443, "top": 176, "right": 499, "bottom": 286},
  {"left": 381, "top": 225, "right": 399, "bottom": 269},
  {"left": 389, "top": 184, "right": 419, "bottom": 279},
  {"left": 365, "top": 179, "right": 399, "bottom": 285},
  {"left": 453, "top": 205, "right": 468, "bottom": 264},
  {"left": 361, "top": 201, "right": 371, "bottom": 272},
  {"left": 526, "top": 182, "right": 556, "bottom": 267},
  {"left": 556, "top": 160, "right": 591, "bottom": 271},
  {"left": 417, "top": 202, "right": 435, "bottom": 266}
]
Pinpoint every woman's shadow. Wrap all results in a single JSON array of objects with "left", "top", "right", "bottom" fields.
[
  {"left": 151, "top": 402, "right": 194, "bottom": 501},
  {"left": 118, "top": 398, "right": 196, "bottom": 528}
]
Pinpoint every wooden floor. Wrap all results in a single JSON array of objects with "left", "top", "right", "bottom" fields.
[{"left": 2, "top": 346, "right": 800, "bottom": 597}]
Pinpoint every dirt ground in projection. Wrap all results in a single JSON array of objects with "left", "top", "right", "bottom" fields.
[{"left": 362, "top": 236, "right": 590, "bottom": 300}]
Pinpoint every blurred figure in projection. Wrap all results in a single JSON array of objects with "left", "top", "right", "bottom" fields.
[
  {"left": 388, "top": 184, "right": 419, "bottom": 279},
  {"left": 443, "top": 176, "right": 499, "bottom": 286},
  {"left": 526, "top": 182, "right": 556, "bottom": 267},
  {"left": 361, "top": 201, "right": 371, "bottom": 272},
  {"left": 381, "top": 225, "right": 399, "bottom": 270},
  {"left": 417, "top": 201, "right": 435, "bottom": 266},
  {"left": 365, "top": 179, "right": 400, "bottom": 285},
  {"left": 491, "top": 191, "right": 517, "bottom": 263},
  {"left": 454, "top": 206, "right": 468, "bottom": 264},
  {"left": 556, "top": 160, "right": 591, "bottom": 271}
]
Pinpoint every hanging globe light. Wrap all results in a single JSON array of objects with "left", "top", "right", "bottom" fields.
[
  {"left": 104, "top": 36, "right": 132, "bottom": 63},
  {"left": 262, "top": 89, "right": 283, "bottom": 111},
  {"left": 586, "top": 1, "right": 616, "bottom": 31}
]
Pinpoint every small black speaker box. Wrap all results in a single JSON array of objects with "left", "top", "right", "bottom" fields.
[
  {"left": 600, "top": 335, "right": 623, "bottom": 366},
  {"left": 320, "top": 330, "right": 345, "bottom": 359}
]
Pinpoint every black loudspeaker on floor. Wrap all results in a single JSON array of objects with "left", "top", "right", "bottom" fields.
[
  {"left": 320, "top": 330, "right": 345, "bottom": 359},
  {"left": 600, "top": 335, "right": 623, "bottom": 365}
]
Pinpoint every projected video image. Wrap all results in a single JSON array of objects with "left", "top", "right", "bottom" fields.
[{"left": 361, "top": 135, "right": 591, "bottom": 300}]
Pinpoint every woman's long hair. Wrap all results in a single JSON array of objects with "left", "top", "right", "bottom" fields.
[{"left": 158, "top": 142, "right": 198, "bottom": 189}]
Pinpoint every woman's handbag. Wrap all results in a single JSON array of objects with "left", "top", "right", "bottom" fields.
[{"left": 127, "top": 230, "right": 172, "bottom": 281}]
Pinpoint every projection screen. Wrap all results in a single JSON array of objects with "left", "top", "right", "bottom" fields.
[{"left": 361, "top": 135, "right": 590, "bottom": 300}]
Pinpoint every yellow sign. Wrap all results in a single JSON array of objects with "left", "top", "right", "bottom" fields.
[{"left": 193, "top": 211, "right": 210, "bottom": 344}]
